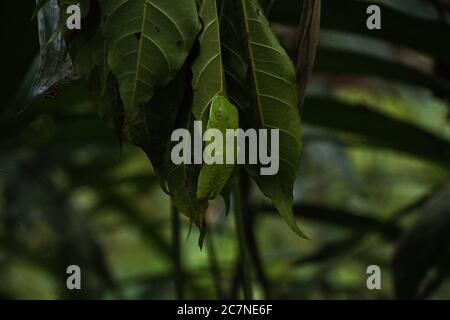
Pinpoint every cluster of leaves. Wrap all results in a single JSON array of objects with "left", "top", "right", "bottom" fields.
[{"left": 34, "top": 0, "right": 306, "bottom": 241}]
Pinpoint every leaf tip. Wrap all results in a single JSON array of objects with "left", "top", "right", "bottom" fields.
[{"left": 290, "top": 219, "right": 309, "bottom": 240}]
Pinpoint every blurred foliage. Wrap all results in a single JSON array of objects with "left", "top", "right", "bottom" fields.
[{"left": 0, "top": 0, "right": 450, "bottom": 299}]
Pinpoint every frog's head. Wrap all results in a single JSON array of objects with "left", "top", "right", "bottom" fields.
[
  {"left": 210, "top": 95, "right": 236, "bottom": 124},
  {"left": 210, "top": 96, "right": 226, "bottom": 121}
]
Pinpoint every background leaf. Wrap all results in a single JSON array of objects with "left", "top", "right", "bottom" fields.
[
  {"left": 394, "top": 186, "right": 450, "bottom": 299},
  {"left": 303, "top": 96, "right": 450, "bottom": 168}
]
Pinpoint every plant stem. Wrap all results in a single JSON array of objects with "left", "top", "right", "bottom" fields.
[
  {"left": 206, "top": 231, "right": 225, "bottom": 299},
  {"left": 240, "top": 174, "right": 271, "bottom": 299},
  {"left": 171, "top": 203, "right": 184, "bottom": 299},
  {"left": 233, "top": 174, "right": 253, "bottom": 300}
]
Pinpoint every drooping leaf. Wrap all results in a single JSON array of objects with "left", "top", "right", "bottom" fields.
[
  {"left": 191, "top": 0, "right": 226, "bottom": 123},
  {"left": 64, "top": 0, "right": 123, "bottom": 136},
  {"left": 69, "top": 32, "right": 123, "bottom": 136},
  {"left": 220, "top": 0, "right": 250, "bottom": 111},
  {"left": 296, "top": 0, "right": 321, "bottom": 111},
  {"left": 220, "top": 176, "right": 233, "bottom": 215},
  {"left": 165, "top": 157, "right": 208, "bottom": 232},
  {"left": 126, "top": 67, "right": 188, "bottom": 179},
  {"left": 100, "top": 0, "right": 201, "bottom": 127},
  {"left": 235, "top": 0, "right": 305, "bottom": 238},
  {"left": 163, "top": 111, "right": 209, "bottom": 232}
]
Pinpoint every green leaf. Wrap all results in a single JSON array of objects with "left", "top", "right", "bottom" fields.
[
  {"left": 64, "top": 1, "right": 123, "bottom": 137},
  {"left": 70, "top": 32, "right": 123, "bottom": 135},
  {"left": 100, "top": 0, "right": 201, "bottom": 127},
  {"left": 220, "top": 0, "right": 250, "bottom": 111},
  {"left": 163, "top": 112, "right": 208, "bottom": 230},
  {"left": 166, "top": 159, "right": 208, "bottom": 230},
  {"left": 126, "top": 67, "right": 188, "bottom": 180},
  {"left": 191, "top": 0, "right": 226, "bottom": 123},
  {"left": 235, "top": 0, "right": 305, "bottom": 238},
  {"left": 296, "top": 0, "right": 321, "bottom": 111},
  {"left": 220, "top": 171, "right": 237, "bottom": 215}
]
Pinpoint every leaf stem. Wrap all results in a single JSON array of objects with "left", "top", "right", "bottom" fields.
[
  {"left": 171, "top": 203, "right": 184, "bottom": 299},
  {"left": 233, "top": 173, "right": 253, "bottom": 300},
  {"left": 206, "top": 231, "right": 226, "bottom": 299},
  {"left": 240, "top": 174, "right": 272, "bottom": 299}
]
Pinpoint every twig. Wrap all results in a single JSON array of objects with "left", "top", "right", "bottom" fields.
[
  {"left": 240, "top": 174, "right": 272, "bottom": 298},
  {"left": 206, "top": 231, "right": 226, "bottom": 299},
  {"left": 171, "top": 203, "right": 184, "bottom": 299},
  {"left": 233, "top": 174, "right": 253, "bottom": 299}
]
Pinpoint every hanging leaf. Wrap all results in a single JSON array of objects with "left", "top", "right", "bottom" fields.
[
  {"left": 191, "top": 0, "right": 226, "bottom": 123},
  {"left": 100, "top": 0, "right": 201, "bottom": 128},
  {"left": 126, "top": 67, "right": 188, "bottom": 180},
  {"left": 165, "top": 157, "right": 208, "bottom": 232},
  {"left": 64, "top": 0, "right": 123, "bottom": 136},
  {"left": 296, "top": 0, "right": 321, "bottom": 111},
  {"left": 220, "top": 0, "right": 250, "bottom": 111},
  {"left": 235, "top": 0, "right": 305, "bottom": 238},
  {"left": 69, "top": 32, "right": 123, "bottom": 136},
  {"left": 163, "top": 112, "right": 208, "bottom": 232}
]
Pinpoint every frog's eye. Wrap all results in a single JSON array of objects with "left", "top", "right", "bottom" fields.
[{"left": 215, "top": 107, "right": 223, "bottom": 120}]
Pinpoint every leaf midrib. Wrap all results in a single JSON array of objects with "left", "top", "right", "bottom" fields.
[
  {"left": 197, "top": 0, "right": 226, "bottom": 121},
  {"left": 239, "top": 0, "right": 265, "bottom": 129},
  {"left": 130, "top": 0, "right": 150, "bottom": 111}
]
